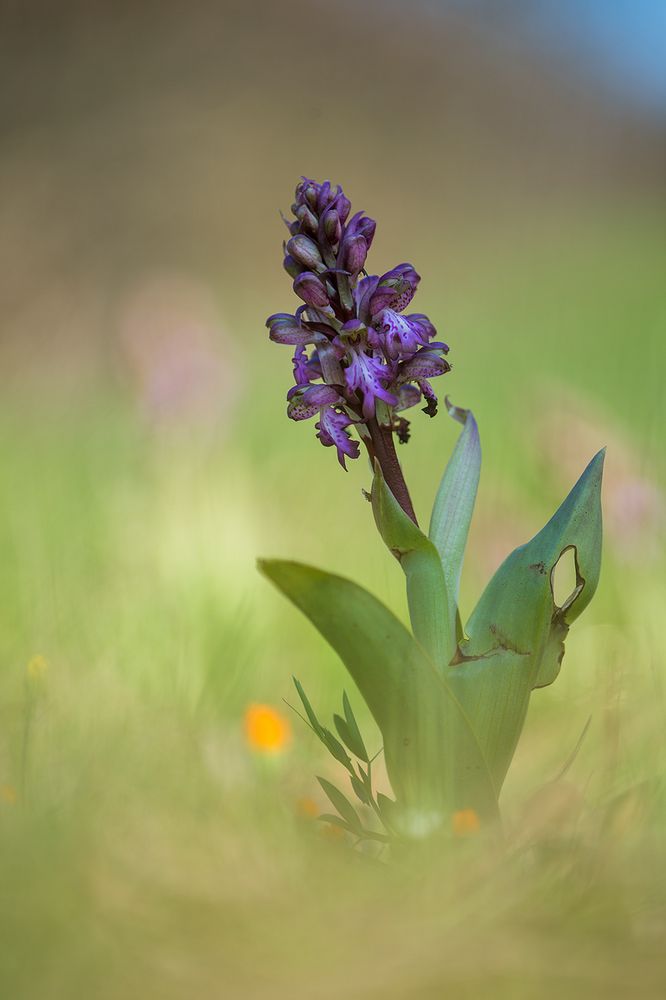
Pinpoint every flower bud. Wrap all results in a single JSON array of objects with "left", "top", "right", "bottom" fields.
[
  {"left": 283, "top": 254, "right": 305, "bottom": 279},
  {"left": 295, "top": 203, "right": 319, "bottom": 236},
  {"left": 357, "top": 216, "right": 376, "bottom": 249},
  {"left": 334, "top": 192, "right": 351, "bottom": 224},
  {"left": 286, "top": 234, "right": 324, "bottom": 271},
  {"left": 293, "top": 272, "right": 330, "bottom": 308},
  {"left": 316, "top": 180, "right": 332, "bottom": 213},
  {"left": 295, "top": 179, "right": 319, "bottom": 210},
  {"left": 323, "top": 208, "right": 342, "bottom": 246},
  {"left": 266, "top": 312, "right": 315, "bottom": 346},
  {"left": 339, "top": 234, "right": 367, "bottom": 276}
]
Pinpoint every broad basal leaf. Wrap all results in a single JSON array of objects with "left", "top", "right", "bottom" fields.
[{"left": 259, "top": 559, "right": 498, "bottom": 821}]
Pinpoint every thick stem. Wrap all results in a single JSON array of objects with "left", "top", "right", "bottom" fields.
[{"left": 367, "top": 418, "right": 418, "bottom": 525}]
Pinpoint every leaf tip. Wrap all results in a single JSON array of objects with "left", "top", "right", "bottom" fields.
[{"left": 445, "top": 396, "right": 473, "bottom": 427}]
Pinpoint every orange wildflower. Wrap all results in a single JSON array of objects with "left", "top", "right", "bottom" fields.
[
  {"left": 452, "top": 808, "right": 480, "bottom": 836},
  {"left": 0, "top": 785, "right": 17, "bottom": 805},
  {"left": 296, "top": 796, "right": 319, "bottom": 818},
  {"left": 244, "top": 703, "right": 292, "bottom": 753}
]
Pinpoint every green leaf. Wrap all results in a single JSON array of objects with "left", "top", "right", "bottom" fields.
[
  {"left": 349, "top": 773, "right": 372, "bottom": 805},
  {"left": 449, "top": 450, "right": 605, "bottom": 792},
  {"left": 429, "top": 400, "right": 481, "bottom": 641},
  {"left": 293, "top": 677, "right": 324, "bottom": 738},
  {"left": 343, "top": 691, "right": 369, "bottom": 762},
  {"left": 371, "top": 461, "right": 452, "bottom": 669},
  {"left": 318, "top": 813, "right": 353, "bottom": 835},
  {"left": 293, "top": 678, "right": 353, "bottom": 769},
  {"left": 318, "top": 777, "right": 363, "bottom": 833},
  {"left": 377, "top": 792, "right": 399, "bottom": 829},
  {"left": 259, "top": 559, "right": 498, "bottom": 820},
  {"left": 333, "top": 714, "right": 367, "bottom": 763},
  {"left": 320, "top": 728, "right": 353, "bottom": 770}
]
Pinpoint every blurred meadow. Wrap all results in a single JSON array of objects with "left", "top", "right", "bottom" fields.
[{"left": 1, "top": 1, "right": 665, "bottom": 997}]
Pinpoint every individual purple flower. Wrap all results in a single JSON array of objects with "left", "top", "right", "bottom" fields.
[
  {"left": 286, "top": 383, "right": 359, "bottom": 468},
  {"left": 368, "top": 264, "right": 420, "bottom": 317},
  {"left": 316, "top": 407, "right": 360, "bottom": 468},
  {"left": 378, "top": 310, "right": 434, "bottom": 360},
  {"left": 395, "top": 343, "right": 451, "bottom": 417}
]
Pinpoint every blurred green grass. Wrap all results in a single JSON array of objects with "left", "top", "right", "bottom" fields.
[{"left": 1, "top": 199, "right": 665, "bottom": 996}]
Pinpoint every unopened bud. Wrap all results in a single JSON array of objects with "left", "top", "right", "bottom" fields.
[
  {"left": 283, "top": 254, "right": 305, "bottom": 279},
  {"left": 340, "top": 234, "right": 367, "bottom": 275},
  {"left": 266, "top": 313, "right": 314, "bottom": 346},
  {"left": 335, "top": 193, "right": 351, "bottom": 224},
  {"left": 323, "top": 208, "right": 342, "bottom": 246},
  {"left": 293, "top": 272, "right": 330, "bottom": 308},
  {"left": 295, "top": 204, "right": 319, "bottom": 236},
  {"left": 357, "top": 216, "right": 376, "bottom": 249},
  {"left": 286, "top": 234, "right": 324, "bottom": 271}
]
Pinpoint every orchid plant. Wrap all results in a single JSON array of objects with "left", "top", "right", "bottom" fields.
[{"left": 260, "top": 178, "right": 604, "bottom": 842}]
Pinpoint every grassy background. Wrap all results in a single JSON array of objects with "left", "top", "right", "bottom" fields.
[{"left": 1, "top": 2, "right": 665, "bottom": 997}]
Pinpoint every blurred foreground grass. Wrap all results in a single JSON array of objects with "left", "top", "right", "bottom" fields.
[{"left": 0, "top": 202, "right": 665, "bottom": 997}]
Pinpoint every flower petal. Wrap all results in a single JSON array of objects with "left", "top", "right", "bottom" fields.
[
  {"left": 344, "top": 348, "right": 397, "bottom": 420},
  {"left": 316, "top": 407, "right": 360, "bottom": 468}
]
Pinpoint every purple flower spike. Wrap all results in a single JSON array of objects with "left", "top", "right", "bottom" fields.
[{"left": 266, "top": 178, "right": 451, "bottom": 470}]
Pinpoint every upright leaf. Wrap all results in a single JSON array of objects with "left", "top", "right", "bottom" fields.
[
  {"left": 429, "top": 401, "right": 481, "bottom": 642},
  {"left": 371, "top": 462, "right": 452, "bottom": 670}
]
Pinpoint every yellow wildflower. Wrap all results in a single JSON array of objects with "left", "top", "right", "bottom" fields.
[{"left": 27, "top": 654, "right": 49, "bottom": 680}]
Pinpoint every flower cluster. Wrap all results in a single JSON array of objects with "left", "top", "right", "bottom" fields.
[{"left": 266, "top": 178, "right": 450, "bottom": 468}]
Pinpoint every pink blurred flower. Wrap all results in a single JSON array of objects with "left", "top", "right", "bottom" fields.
[
  {"left": 533, "top": 387, "right": 664, "bottom": 563},
  {"left": 118, "top": 275, "right": 240, "bottom": 429}
]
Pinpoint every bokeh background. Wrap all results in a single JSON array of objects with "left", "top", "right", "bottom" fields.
[{"left": 1, "top": 1, "right": 665, "bottom": 997}]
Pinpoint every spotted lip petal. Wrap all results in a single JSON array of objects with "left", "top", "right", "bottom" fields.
[
  {"left": 316, "top": 406, "right": 360, "bottom": 468},
  {"left": 344, "top": 347, "right": 398, "bottom": 420}
]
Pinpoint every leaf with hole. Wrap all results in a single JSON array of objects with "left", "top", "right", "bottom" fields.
[{"left": 448, "top": 450, "right": 604, "bottom": 791}]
